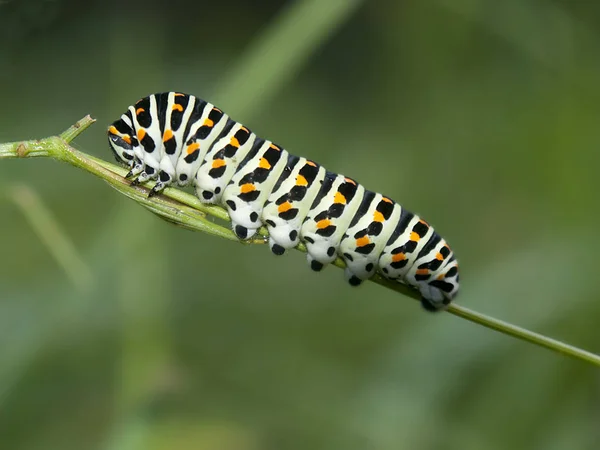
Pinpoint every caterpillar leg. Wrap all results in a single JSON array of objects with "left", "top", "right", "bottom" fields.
[
  {"left": 267, "top": 226, "right": 301, "bottom": 256},
  {"left": 232, "top": 223, "right": 259, "bottom": 240},
  {"left": 126, "top": 160, "right": 144, "bottom": 179},
  {"left": 418, "top": 284, "right": 448, "bottom": 311},
  {"left": 307, "top": 252, "right": 332, "bottom": 272},
  {"left": 344, "top": 267, "right": 364, "bottom": 286}
]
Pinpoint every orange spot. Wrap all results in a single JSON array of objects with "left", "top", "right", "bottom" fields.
[
  {"left": 306, "top": 160, "right": 317, "bottom": 167},
  {"left": 344, "top": 177, "right": 356, "bottom": 185},
  {"left": 174, "top": 93, "right": 185, "bottom": 97},
  {"left": 186, "top": 142, "right": 200, "bottom": 155},
  {"left": 163, "top": 129, "right": 173, "bottom": 142},
  {"left": 270, "top": 144, "right": 281, "bottom": 151},
  {"left": 410, "top": 231, "right": 420, "bottom": 242},
  {"left": 230, "top": 136, "right": 240, "bottom": 147},
  {"left": 213, "top": 107, "right": 222, "bottom": 113},
  {"left": 436, "top": 252, "right": 444, "bottom": 261},
  {"left": 437, "top": 273, "right": 445, "bottom": 280},
  {"left": 136, "top": 107, "right": 145, "bottom": 115},
  {"left": 240, "top": 183, "right": 255, "bottom": 194},
  {"left": 108, "top": 126, "right": 118, "bottom": 135},
  {"left": 278, "top": 202, "right": 292, "bottom": 213},
  {"left": 296, "top": 175, "right": 308, "bottom": 186},
  {"left": 382, "top": 197, "right": 393, "bottom": 203},
  {"left": 212, "top": 159, "right": 226, "bottom": 169},
  {"left": 316, "top": 219, "right": 331, "bottom": 229},
  {"left": 240, "top": 126, "right": 249, "bottom": 132},
  {"left": 419, "top": 219, "right": 428, "bottom": 226},
  {"left": 122, "top": 135, "right": 132, "bottom": 145},
  {"left": 334, "top": 192, "right": 346, "bottom": 204},
  {"left": 392, "top": 253, "right": 406, "bottom": 263},
  {"left": 203, "top": 118, "right": 214, "bottom": 128},
  {"left": 373, "top": 211, "right": 384, "bottom": 222},
  {"left": 355, "top": 236, "right": 370, "bottom": 247},
  {"left": 416, "top": 268, "right": 430, "bottom": 276},
  {"left": 137, "top": 129, "right": 146, "bottom": 141},
  {"left": 172, "top": 104, "right": 184, "bottom": 112},
  {"left": 258, "top": 157, "right": 271, "bottom": 170}
]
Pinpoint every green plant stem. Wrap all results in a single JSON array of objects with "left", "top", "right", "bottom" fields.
[{"left": 2, "top": 117, "right": 599, "bottom": 367}]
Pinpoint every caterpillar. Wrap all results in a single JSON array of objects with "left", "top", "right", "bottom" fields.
[{"left": 107, "top": 92, "right": 459, "bottom": 311}]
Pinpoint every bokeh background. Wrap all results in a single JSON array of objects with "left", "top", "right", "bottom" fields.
[{"left": 1, "top": 0, "right": 599, "bottom": 449}]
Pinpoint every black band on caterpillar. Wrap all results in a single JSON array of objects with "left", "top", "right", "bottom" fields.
[{"left": 108, "top": 92, "right": 460, "bottom": 310}]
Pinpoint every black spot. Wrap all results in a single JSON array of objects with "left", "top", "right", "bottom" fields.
[
  {"left": 446, "top": 267, "right": 458, "bottom": 278},
  {"left": 338, "top": 177, "right": 359, "bottom": 202},
  {"left": 367, "top": 221, "right": 383, "bottom": 236},
  {"left": 404, "top": 240, "right": 418, "bottom": 253},
  {"left": 184, "top": 149, "right": 199, "bottom": 163},
  {"left": 288, "top": 185, "right": 307, "bottom": 201},
  {"left": 209, "top": 165, "right": 226, "bottom": 178},
  {"left": 265, "top": 219, "right": 276, "bottom": 227},
  {"left": 235, "top": 225, "right": 248, "bottom": 239},
  {"left": 327, "top": 203, "right": 344, "bottom": 218},
  {"left": 348, "top": 275, "right": 362, "bottom": 286},
  {"left": 415, "top": 273, "right": 431, "bottom": 281},
  {"left": 427, "top": 258, "right": 443, "bottom": 271},
  {"left": 414, "top": 221, "right": 429, "bottom": 238},
  {"left": 303, "top": 236, "right": 314, "bottom": 244},
  {"left": 316, "top": 226, "right": 336, "bottom": 237},
  {"left": 343, "top": 252, "right": 353, "bottom": 262},
  {"left": 355, "top": 243, "right": 375, "bottom": 255},
  {"left": 310, "top": 260, "right": 324, "bottom": 271},
  {"left": 314, "top": 210, "right": 329, "bottom": 222},
  {"left": 164, "top": 138, "right": 177, "bottom": 155},
  {"left": 289, "top": 230, "right": 298, "bottom": 242},
  {"left": 223, "top": 144, "right": 238, "bottom": 158},
  {"left": 376, "top": 198, "right": 395, "bottom": 218},
  {"left": 365, "top": 263, "right": 374, "bottom": 272},
  {"left": 238, "top": 190, "right": 260, "bottom": 202},
  {"left": 202, "top": 191, "right": 213, "bottom": 200},
  {"left": 353, "top": 229, "right": 368, "bottom": 239},
  {"left": 279, "top": 209, "right": 298, "bottom": 220},
  {"left": 134, "top": 96, "right": 152, "bottom": 127},
  {"left": 226, "top": 200, "right": 237, "bottom": 211},
  {"left": 179, "top": 173, "right": 188, "bottom": 182},
  {"left": 271, "top": 244, "right": 285, "bottom": 255},
  {"left": 382, "top": 268, "right": 389, "bottom": 274},
  {"left": 391, "top": 259, "right": 408, "bottom": 269},
  {"left": 327, "top": 246, "right": 335, "bottom": 257},
  {"left": 159, "top": 171, "right": 170, "bottom": 182},
  {"left": 196, "top": 125, "right": 212, "bottom": 140},
  {"left": 429, "top": 279, "right": 455, "bottom": 293},
  {"left": 145, "top": 166, "right": 155, "bottom": 175},
  {"left": 251, "top": 167, "right": 270, "bottom": 184},
  {"left": 250, "top": 212, "right": 259, "bottom": 223},
  {"left": 215, "top": 187, "right": 221, "bottom": 194}
]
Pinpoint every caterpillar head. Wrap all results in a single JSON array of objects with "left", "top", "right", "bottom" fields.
[{"left": 107, "top": 121, "right": 136, "bottom": 166}]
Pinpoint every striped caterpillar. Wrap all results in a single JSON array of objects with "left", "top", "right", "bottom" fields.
[{"left": 107, "top": 92, "right": 459, "bottom": 310}]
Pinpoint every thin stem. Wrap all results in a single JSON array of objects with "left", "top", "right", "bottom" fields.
[
  {"left": 3, "top": 116, "right": 599, "bottom": 367},
  {"left": 446, "top": 304, "right": 600, "bottom": 366},
  {"left": 59, "top": 115, "right": 96, "bottom": 143}
]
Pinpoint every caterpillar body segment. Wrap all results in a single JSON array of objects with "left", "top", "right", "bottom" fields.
[
  {"left": 194, "top": 122, "right": 256, "bottom": 205},
  {"left": 108, "top": 92, "right": 460, "bottom": 311}
]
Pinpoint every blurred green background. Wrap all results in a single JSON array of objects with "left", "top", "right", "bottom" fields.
[{"left": 1, "top": 0, "right": 599, "bottom": 449}]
